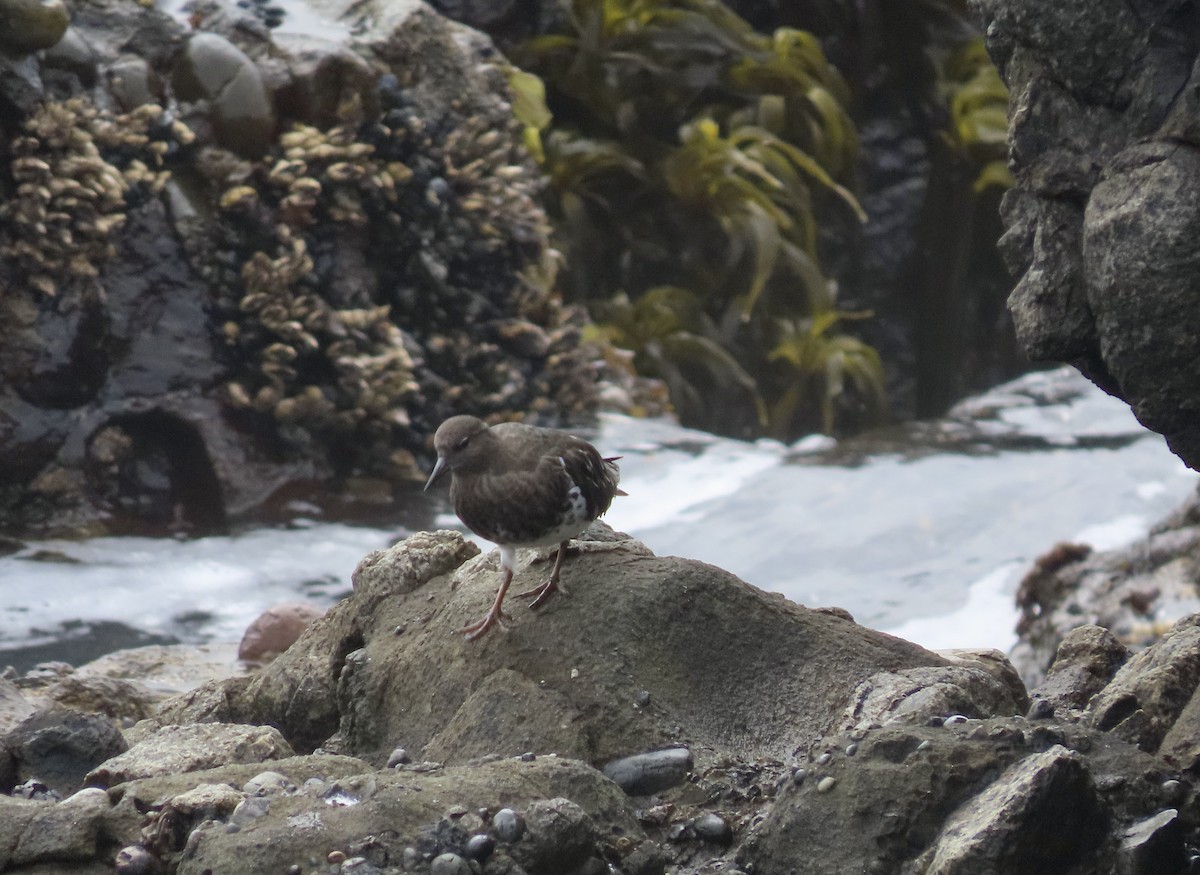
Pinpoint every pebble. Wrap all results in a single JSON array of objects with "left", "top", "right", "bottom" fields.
[
  {"left": 792, "top": 767, "right": 807, "bottom": 784},
  {"left": 693, "top": 812, "right": 732, "bottom": 844},
  {"left": 401, "top": 847, "right": 422, "bottom": 869},
  {"left": 244, "top": 771, "right": 295, "bottom": 795},
  {"left": 464, "top": 833, "right": 495, "bottom": 861},
  {"left": 492, "top": 808, "right": 525, "bottom": 843},
  {"left": 519, "top": 751, "right": 536, "bottom": 762},
  {"left": 340, "top": 858, "right": 382, "bottom": 874},
  {"left": 114, "top": 845, "right": 156, "bottom": 875},
  {"left": 635, "top": 689, "right": 652, "bottom": 707},
  {"left": 602, "top": 746, "right": 693, "bottom": 795},
  {"left": 1027, "top": 698, "right": 1055, "bottom": 720},
  {"left": 944, "top": 714, "right": 969, "bottom": 726},
  {"left": 815, "top": 752, "right": 832, "bottom": 765},
  {"left": 817, "top": 776, "right": 837, "bottom": 793},
  {"left": 916, "top": 739, "right": 932, "bottom": 752},
  {"left": 231, "top": 796, "right": 271, "bottom": 826},
  {"left": 1162, "top": 779, "right": 1186, "bottom": 803},
  {"left": 328, "top": 850, "right": 346, "bottom": 864},
  {"left": 430, "top": 852, "right": 471, "bottom": 875},
  {"left": 845, "top": 743, "right": 858, "bottom": 757}
]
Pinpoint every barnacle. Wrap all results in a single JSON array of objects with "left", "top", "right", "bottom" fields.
[{"left": 0, "top": 98, "right": 192, "bottom": 298}]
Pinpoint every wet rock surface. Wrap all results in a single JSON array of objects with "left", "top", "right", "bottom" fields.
[
  {"left": 1, "top": 531, "right": 1198, "bottom": 873},
  {"left": 1011, "top": 486, "right": 1200, "bottom": 686},
  {"left": 974, "top": 0, "right": 1200, "bottom": 470}
]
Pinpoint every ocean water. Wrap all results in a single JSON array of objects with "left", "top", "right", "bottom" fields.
[{"left": 1, "top": 368, "right": 1194, "bottom": 669}]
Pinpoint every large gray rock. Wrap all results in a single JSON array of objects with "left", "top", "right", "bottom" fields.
[
  {"left": 5, "top": 530, "right": 1200, "bottom": 873},
  {"left": 738, "top": 716, "right": 1179, "bottom": 875},
  {"left": 4, "top": 706, "right": 126, "bottom": 796},
  {"left": 920, "top": 746, "right": 1105, "bottom": 874},
  {"left": 973, "top": 0, "right": 1200, "bottom": 469},
  {"left": 185, "top": 529, "right": 956, "bottom": 766}
]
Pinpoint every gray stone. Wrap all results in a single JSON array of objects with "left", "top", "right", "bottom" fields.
[
  {"left": 5, "top": 706, "right": 126, "bottom": 795},
  {"left": 511, "top": 797, "right": 598, "bottom": 875},
  {"left": 972, "top": 0, "right": 1200, "bottom": 470},
  {"left": 921, "top": 746, "right": 1105, "bottom": 873},
  {"left": 87, "top": 722, "right": 294, "bottom": 787},
  {"left": 1086, "top": 618, "right": 1200, "bottom": 752},
  {"left": 1033, "top": 624, "right": 1128, "bottom": 713},
  {"left": 1117, "top": 809, "right": 1186, "bottom": 875},
  {"left": 602, "top": 747, "right": 692, "bottom": 796},
  {"left": 231, "top": 531, "right": 949, "bottom": 766}
]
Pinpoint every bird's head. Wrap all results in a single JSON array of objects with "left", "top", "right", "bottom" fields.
[{"left": 425, "top": 415, "right": 491, "bottom": 491}]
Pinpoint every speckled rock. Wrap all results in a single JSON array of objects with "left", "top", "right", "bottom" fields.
[
  {"left": 86, "top": 722, "right": 295, "bottom": 787},
  {"left": 973, "top": 0, "right": 1200, "bottom": 469},
  {"left": 5, "top": 706, "right": 127, "bottom": 795},
  {"left": 203, "top": 529, "right": 950, "bottom": 764},
  {"left": 919, "top": 746, "right": 1105, "bottom": 873},
  {"left": 740, "top": 717, "right": 1180, "bottom": 875}
]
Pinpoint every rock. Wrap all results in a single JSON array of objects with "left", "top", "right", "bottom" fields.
[
  {"left": 145, "top": 757, "right": 636, "bottom": 875},
  {"left": 839, "top": 655, "right": 1027, "bottom": 732},
  {"left": 739, "top": 716, "right": 1170, "bottom": 875},
  {"left": 919, "top": 746, "right": 1106, "bottom": 873},
  {"left": 492, "top": 807, "right": 525, "bottom": 843},
  {"left": 0, "top": 0, "right": 610, "bottom": 539},
  {"left": 974, "top": 0, "right": 1200, "bottom": 469},
  {"left": 237, "top": 602, "right": 325, "bottom": 662},
  {"left": 0, "top": 676, "right": 37, "bottom": 734},
  {"left": 1117, "top": 809, "right": 1186, "bottom": 875},
  {"left": 0, "top": 786, "right": 111, "bottom": 870},
  {"left": 221, "top": 530, "right": 949, "bottom": 764},
  {"left": 1031, "top": 624, "right": 1129, "bottom": 714},
  {"left": 601, "top": 747, "right": 693, "bottom": 796},
  {"left": 86, "top": 723, "right": 294, "bottom": 787},
  {"left": 423, "top": 667, "right": 589, "bottom": 762},
  {"left": 511, "top": 797, "right": 600, "bottom": 875},
  {"left": 1086, "top": 617, "right": 1200, "bottom": 753},
  {"left": 5, "top": 706, "right": 126, "bottom": 795},
  {"left": 71, "top": 642, "right": 244, "bottom": 702},
  {"left": 1009, "top": 508, "right": 1200, "bottom": 685},
  {"left": 0, "top": 0, "right": 70, "bottom": 55},
  {"left": 172, "top": 32, "right": 276, "bottom": 158}
]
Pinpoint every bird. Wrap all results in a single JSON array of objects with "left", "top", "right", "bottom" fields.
[{"left": 424, "top": 415, "right": 624, "bottom": 640}]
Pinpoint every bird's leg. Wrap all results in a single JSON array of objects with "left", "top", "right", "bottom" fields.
[
  {"left": 515, "top": 540, "right": 570, "bottom": 608},
  {"left": 458, "top": 565, "right": 514, "bottom": 641}
]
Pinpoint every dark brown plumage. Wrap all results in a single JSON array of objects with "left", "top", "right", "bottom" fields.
[{"left": 424, "top": 415, "right": 623, "bottom": 640}]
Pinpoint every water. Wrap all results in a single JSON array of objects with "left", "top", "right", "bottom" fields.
[{"left": 1, "top": 368, "right": 1194, "bottom": 670}]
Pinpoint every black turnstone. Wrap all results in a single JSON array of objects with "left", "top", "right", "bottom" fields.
[{"left": 424, "top": 415, "right": 624, "bottom": 640}]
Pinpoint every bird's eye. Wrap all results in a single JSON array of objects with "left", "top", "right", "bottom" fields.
[{"left": 456, "top": 435, "right": 470, "bottom": 449}]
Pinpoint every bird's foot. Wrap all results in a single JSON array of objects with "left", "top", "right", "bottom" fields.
[
  {"left": 457, "top": 607, "right": 511, "bottom": 641},
  {"left": 515, "top": 577, "right": 568, "bottom": 609}
]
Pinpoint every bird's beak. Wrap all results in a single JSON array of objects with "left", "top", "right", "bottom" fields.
[{"left": 424, "top": 456, "right": 448, "bottom": 492}]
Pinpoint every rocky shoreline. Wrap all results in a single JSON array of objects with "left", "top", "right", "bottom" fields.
[{"left": 2, "top": 523, "right": 1198, "bottom": 874}]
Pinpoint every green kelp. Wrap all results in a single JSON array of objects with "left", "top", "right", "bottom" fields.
[{"left": 514, "top": 0, "right": 880, "bottom": 438}]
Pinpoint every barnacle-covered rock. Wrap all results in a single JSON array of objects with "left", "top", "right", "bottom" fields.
[{"left": 0, "top": 0, "right": 634, "bottom": 538}]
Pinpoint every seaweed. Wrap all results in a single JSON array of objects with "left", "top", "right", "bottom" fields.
[{"left": 514, "top": 0, "right": 880, "bottom": 438}]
